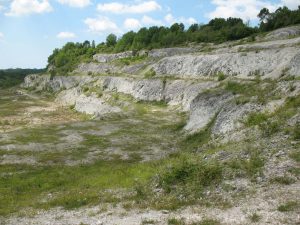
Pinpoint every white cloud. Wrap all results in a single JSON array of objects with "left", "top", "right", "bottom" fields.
[
  {"left": 97, "top": 1, "right": 161, "bottom": 14},
  {"left": 281, "top": 0, "right": 300, "bottom": 9},
  {"left": 84, "top": 17, "right": 120, "bottom": 34},
  {"left": 206, "top": 0, "right": 300, "bottom": 21},
  {"left": 56, "top": 31, "right": 76, "bottom": 39},
  {"left": 164, "top": 13, "right": 197, "bottom": 25},
  {"left": 6, "top": 0, "right": 52, "bottom": 16},
  {"left": 57, "top": 0, "right": 90, "bottom": 8},
  {"left": 124, "top": 18, "right": 141, "bottom": 30},
  {"left": 164, "top": 13, "right": 174, "bottom": 24},
  {"left": 0, "top": 32, "right": 4, "bottom": 39},
  {"left": 142, "top": 15, "right": 163, "bottom": 26}
]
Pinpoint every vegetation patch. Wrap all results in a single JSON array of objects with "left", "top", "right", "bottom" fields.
[
  {"left": 277, "top": 201, "right": 300, "bottom": 212},
  {"left": 270, "top": 176, "right": 296, "bottom": 185}
]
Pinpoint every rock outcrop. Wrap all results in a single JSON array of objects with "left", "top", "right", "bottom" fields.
[
  {"left": 93, "top": 51, "right": 134, "bottom": 63},
  {"left": 265, "top": 25, "right": 300, "bottom": 40},
  {"left": 151, "top": 47, "right": 300, "bottom": 79}
]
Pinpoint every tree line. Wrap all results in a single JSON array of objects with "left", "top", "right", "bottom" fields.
[{"left": 48, "top": 5, "right": 300, "bottom": 73}]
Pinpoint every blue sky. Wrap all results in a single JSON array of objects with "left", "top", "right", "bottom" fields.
[{"left": 0, "top": 0, "right": 299, "bottom": 69}]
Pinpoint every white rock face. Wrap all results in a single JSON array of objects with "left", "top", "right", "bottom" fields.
[
  {"left": 93, "top": 51, "right": 134, "bottom": 63},
  {"left": 265, "top": 25, "right": 300, "bottom": 40},
  {"left": 22, "top": 74, "right": 51, "bottom": 90},
  {"left": 76, "top": 63, "right": 118, "bottom": 74},
  {"left": 22, "top": 74, "right": 96, "bottom": 92},
  {"left": 152, "top": 47, "right": 300, "bottom": 79},
  {"left": 148, "top": 48, "right": 197, "bottom": 58},
  {"left": 212, "top": 103, "right": 260, "bottom": 135},
  {"left": 164, "top": 80, "right": 218, "bottom": 111},
  {"left": 55, "top": 88, "right": 82, "bottom": 106},
  {"left": 185, "top": 92, "right": 234, "bottom": 133}
]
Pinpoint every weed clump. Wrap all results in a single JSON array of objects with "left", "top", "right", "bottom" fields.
[
  {"left": 217, "top": 72, "right": 226, "bottom": 81},
  {"left": 144, "top": 68, "right": 156, "bottom": 78}
]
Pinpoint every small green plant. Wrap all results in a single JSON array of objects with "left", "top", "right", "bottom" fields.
[
  {"left": 144, "top": 68, "right": 156, "bottom": 78},
  {"left": 278, "top": 201, "right": 299, "bottom": 212},
  {"left": 249, "top": 212, "right": 261, "bottom": 222},
  {"left": 83, "top": 86, "right": 89, "bottom": 92},
  {"left": 69, "top": 104, "right": 75, "bottom": 110},
  {"left": 217, "top": 72, "right": 226, "bottom": 81}
]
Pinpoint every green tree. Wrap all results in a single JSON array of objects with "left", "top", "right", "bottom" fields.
[{"left": 106, "top": 34, "right": 117, "bottom": 47}]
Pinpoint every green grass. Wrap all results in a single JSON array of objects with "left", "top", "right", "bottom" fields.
[
  {"left": 168, "top": 218, "right": 185, "bottom": 225},
  {"left": 245, "top": 112, "right": 268, "bottom": 127},
  {"left": 224, "top": 80, "right": 279, "bottom": 105},
  {"left": 289, "top": 151, "right": 300, "bottom": 162},
  {"left": 141, "top": 219, "right": 156, "bottom": 224},
  {"left": 277, "top": 201, "right": 299, "bottom": 212},
  {"left": 132, "top": 152, "right": 224, "bottom": 210},
  {"left": 13, "top": 126, "right": 61, "bottom": 144},
  {"left": 0, "top": 160, "right": 157, "bottom": 215},
  {"left": 270, "top": 176, "right": 295, "bottom": 185},
  {"left": 227, "top": 149, "right": 265, "bottom": 179},
  {"left": 81, "top": 134, "right": 110, "bottom": 148}
]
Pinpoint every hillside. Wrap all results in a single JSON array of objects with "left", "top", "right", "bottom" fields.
[{"left": 0, "top": 25, "right": 300, "bottom": 225}]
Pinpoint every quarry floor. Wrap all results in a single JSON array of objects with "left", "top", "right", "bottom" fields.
[{"left": 0, "top": 88, "right": 299, "bottom": 225}]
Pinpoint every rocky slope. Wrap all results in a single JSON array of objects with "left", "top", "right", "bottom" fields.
[{"left": 21, "top": 26, "right": 300, "bottom": 143}]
